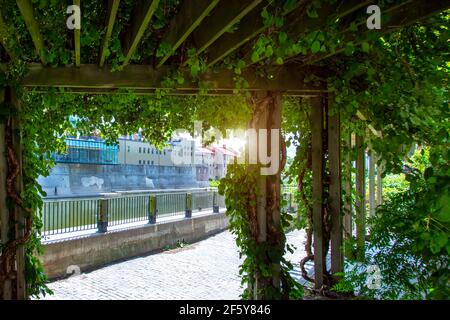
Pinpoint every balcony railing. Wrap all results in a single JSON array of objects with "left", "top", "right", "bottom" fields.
[{"left": 39, "top": 187, "right": 298, "bottom": 236}]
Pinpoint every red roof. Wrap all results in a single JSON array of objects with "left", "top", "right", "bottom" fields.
[
  {"left": 196, "top": 147, "right": 214, "bottom": 154},
  {"left": 208, "top": 146, "right": 239, "bottom": 156}
]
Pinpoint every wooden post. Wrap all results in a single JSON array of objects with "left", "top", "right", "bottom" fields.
[
  {"left": 0, "top": 88, "right": 27, "bottom": 299},
  {"left": 98, "top": 199, "right": 108, "bottom": 233},
  {"left": 11, "top": 89, "right": 26, "bottom": 300},
  {"left": 327, "top": 95, "right": 342, "bottom": 275},
  {"left": 310, "top": 96, "right": 325, "bottom": 289},
  {"left": 355, "top": 134, "right": 366, "bottom": 260},
  {"left": 0, "top": 88, "right": 11, "bottom": 300},
  {"left": 213, "top": 191, "right": 219, "bottom": 213},
  {"left": 343, "top": 132, "right": 352, "bottom": 241},
  {"left": 268, "top": 92, "right": 281, "bottom": 291},
  {"left": 369, "top": 150, "right": 376, "bottom": 217},
  {"left": 148, "top": 195, "right": 157, "bottom": 224},
  {"left": 376, "top": 163, "right": 383, "bottom": 207},
  {"left": 185, "top": 193, "right": 192, "bottom": 218},
  {"left": 247, "top": 90, "right": 282, "bottom": 299}
]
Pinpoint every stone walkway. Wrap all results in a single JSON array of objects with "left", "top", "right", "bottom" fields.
[{"left": 38, "top": 229, "right": 309, "bottom": 300}]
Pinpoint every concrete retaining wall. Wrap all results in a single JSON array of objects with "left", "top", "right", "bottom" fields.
[
  {"left": 41, "top": 213, "right": 228, "bottom": 280},
  {"left": 38, "top": 163, "right": 200, "bottom": 196}
]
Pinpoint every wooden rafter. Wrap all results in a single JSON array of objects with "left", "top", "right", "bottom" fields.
[
  {"left": 19, "top": 64, "right": 326, "bottom": 94},
  {"left": 122, "top": 0, "right": 160, "bottom": 66},
  {"left": 305, "top": 0, "right": 450, "bottom": 65},
  {"left": 206, "top": 1, "right": 302, "bottom": 67},
  {"left": 16, "top": 0, "right": 45, "bottom": 64},
  {"left": 243, "top": 0, "right": 372, "bottom": 66},
  {"left": 99, "top": 0, "right": 120, "bottom": 67},
  {"left": 157, "top": 0, "right": 220, "bottom": 67},
  {"left": 188, "top": 0, "right": 262, "bottom": 59},
  {"left": 74, "top": 0, "right": 81, "bottom": 66}
]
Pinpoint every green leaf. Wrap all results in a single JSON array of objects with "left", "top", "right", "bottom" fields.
[
  {"left": 311, "top": 40, "right": 321, "bottom": 54},
  {"left": 344, "top": 42, "right": 355, "bottom": 55},
  {"left": 251, "top": 51, "right": 260, "bottom": 63},
  {"left": 362, "top": 42, "right": 370, "bottom": 53}
]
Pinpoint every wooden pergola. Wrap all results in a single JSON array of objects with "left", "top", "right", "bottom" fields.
[{"left": 0, "top": 0, "right": 448, "bottom": 300}]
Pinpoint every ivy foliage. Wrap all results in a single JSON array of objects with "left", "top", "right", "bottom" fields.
[
  {"left": 0, "top": 0, "right": 448, "bottom": 300},
  {"left": 218, "top": 164, "right": 303, "bottom": 300},
  {"left": 334, "top": 148, "right": 449, "bottom": 299}
]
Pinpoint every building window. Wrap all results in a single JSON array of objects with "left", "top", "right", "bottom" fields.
[
  {"left": 152, "top": 149, "right": 154, "bottom": 154},
  {"left": 143, "top": 148, "right": 146, "bottom": 154},
  {"left": 147, "top": 160, "right": 150, "bottom": 164},
  {"left": 163, "top": 150, "right": 166, "bottom": 155},
  {"left": 139, "top": 147, "right": 141, "bottom": 153},
  {"left": 148, "top": 148, "right": 150, "bottom": 153},
  {"left": 151, "top": 160, "right": 154, "bottom": 165},
  {"left": 127, "top": 146, "right": 130, "bottom": 152},
  {"left": 138, "top": 160, "right": 141, "bottom": 164}
]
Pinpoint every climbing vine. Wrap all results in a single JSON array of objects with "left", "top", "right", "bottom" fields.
[{"left": 0, "top": 0, "right": 448, "bottom": 300}]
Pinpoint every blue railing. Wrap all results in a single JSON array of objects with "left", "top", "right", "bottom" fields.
[{"left": 52, "top": 138, "right": 119, "bottom": 165}]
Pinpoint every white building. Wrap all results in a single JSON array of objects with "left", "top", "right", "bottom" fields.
[{"left": 118, "top": 135, "right": 195, "bottom": 166}]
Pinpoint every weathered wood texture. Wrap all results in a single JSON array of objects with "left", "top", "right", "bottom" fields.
[
  {"left": 343, "top": 132, "right": 352, "bottom": 241},
  {"left": 122, "top": 0, "right": 160, "bottom": 66},
  {"left": 355, "top": 134, "right": 365, "bottom": 260},
  {"left": 157, "top": 0, "right": 219, "bottom": 67},
  {"left": 16, "top": 0, "right": 45, "bottom": 64},
  {"left": 310, "top": 96, "right": 325, "bottom": 289},
  {"left": 328, "top": 94, "right": 342, "bottom": 275},
  {"left": 190, "top": 0, "right": 261, "bottom": 56},
  {"left": 206, "top": 1, "right": 301, "bottom": 67},
  {"left": 74, "top": 0, "right": 81, "bottom": 66},
  {"left": 0, "top": 88, "right": 26, "bottom": 300},
  {"left": 369, "top": 151, "right": 376, "bottom": 217},
  {"left": 20, "top": 64, "right": 326, "bottom": 94},
  {"left": 99, "top": 0, "right": 120, "bottom": 67},
  {"left": 377, "top": 163, "right": 383, "bottom": 207},
  {"left": 0, "top": 89, "right": 11, "bottom": 300},
  {"left": 306, "top": 0, "right": 450, "bottom": 65},
  {"left": 247, "top": 90, "right": 282, "bottom": 299}
]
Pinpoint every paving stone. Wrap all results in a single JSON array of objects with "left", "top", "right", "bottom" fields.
[{"left": 37, "top": 229, "right": 308, "bottom": 300}]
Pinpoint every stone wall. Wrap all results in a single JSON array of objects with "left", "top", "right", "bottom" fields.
[
  {"left": 41, "top": 212, "right": 229, "bottom": 280},
  {"left": 38, "top": 163, "right": 199, "bottom": 196}
]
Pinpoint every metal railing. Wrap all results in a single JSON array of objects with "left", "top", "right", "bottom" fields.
[
  {"left": 41, "top": 189, "right": 226, "bottom": 236},
  {"left": 40, "top": 187, "right": 295, "bottom": 236}
]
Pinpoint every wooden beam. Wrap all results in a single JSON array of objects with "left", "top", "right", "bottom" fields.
[
  {"left": 305, "top": 0, "right": 450, "bottom": 65},
  {"left": 0, "top": 13, "right": 16, "bottom": 60},
  {"left": 74, "top": 0, "right": 81, "bottom": 66},
  {"left": 189, "top": 0, "right": 262, "bottom": 57},
  {"left": 99, "top": 0, "right": 120, "bottom": 67},
  {"left": 20, "top": 64, "right": 327, "bottom": 93},
  {"left": 355, "top": 134, "right": 365, "bottom": 261},
  {"left": 157, "top": 0, "right": 219, "bottom": 67},
  {"left": 311, "top": 96, "right": 325, "bottom": 289},
  {"left": 328, "top": 94, "right": 343, "bottom": 275},
  {"left": 122, "top": 0, "right": 160, "bottom": 66},
  {"left": 206, "top": 1, "right": 301, "bottom": 67},
  {"left": 16, "top": 0, "right": 45, "bottom": 64}
]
